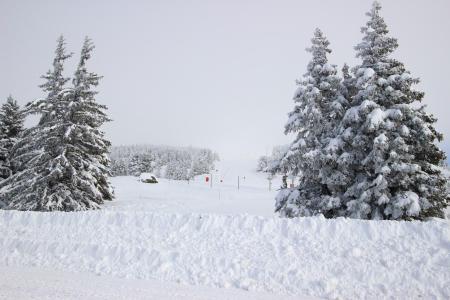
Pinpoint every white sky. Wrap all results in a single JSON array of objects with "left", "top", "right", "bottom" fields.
[{"left": 1, "top": 0, "right": 449, "bottom": 160}]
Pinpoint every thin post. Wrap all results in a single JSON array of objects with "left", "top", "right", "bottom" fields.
[
  {"left": 267, "top": 174, "right": 274, "bottom": 191},
  {"left": 238, "top": 176, "right": 240, "bottom": 190}
]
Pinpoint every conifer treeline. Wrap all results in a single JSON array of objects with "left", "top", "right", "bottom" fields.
[{"left": 110, "top": 144, "right": 219, "bottom": 180}]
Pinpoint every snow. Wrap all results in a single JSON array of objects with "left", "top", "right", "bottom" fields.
[
  {"left": 0, "top": 160, "right": 449, "bottom": 299},
  {"left": 343, "top": 106, "right": 360, "bottom": 123},
  {"left": 396, "top": 191, "right": 420, "bottom": 216},
  {"left": 322, "top": 63, "right": 335, "bottom": 73},
  {"left": 0, "top": 266, "right": 306, "bottom": 300},
  {"left": 366, "top": 107, "right": 402, "bottom": 131},
  {"left": 325, "top": 137, "right": 341, "bottom": 153},
  {"left": 139, "top": 172, "right": 158, "bottom": 181},
  {"left": 367, "top": 107, "right": 385, "bottom": 130},
  {"left": 108, "top": 160, "right": 278, "bottom": 216},
  {"left": 374, "top": 133, "right": 388, "bottom": 146},
  {"left": 363, "top": 67, "right": 375, "bottom": 79},
  {"left": 356, "top": 67, "right": 375, "bottom": 85}
]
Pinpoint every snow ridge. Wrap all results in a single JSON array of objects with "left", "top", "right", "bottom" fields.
[{"left": 1, "top": 210, "right": 449, "bottom": 299}]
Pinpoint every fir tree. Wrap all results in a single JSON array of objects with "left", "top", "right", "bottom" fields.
[
  {"left": 108, "top": 145, "right": 219, "bottom": 177},
  {"left": 8, "top": 36, "right": 73, "bottom": 177},
  {"left": 31, "top": 35, "right": 73, "bottom": 123},
  {"left": 0, "top": 36, "right": 113, "bottom": 211},
  {"left": 0, "top": 95, "right": 25, "bottom": 179},
  {"left": 129, "top": 154, "right": 142, "bottom": 176},
  {"left": 275, "top": 29, "right": 347, "bottom": 217},
  {"left": 338, "top": 1, "right": 448, "bottom": 219},
  {"left": 0, "top": 36, "right": 74, "bottom": 210},
  {"left": 341, "top": 64, "right": 357, "bottom": 102},
  {"left": 62, "top": 36, "right": 114, "bottom": 201},
  {"left": 140, "top": 153, "right": 154, "bottom": 173}
]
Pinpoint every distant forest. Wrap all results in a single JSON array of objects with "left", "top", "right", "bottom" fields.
[{"left": 110, "top": 144, "right": 219, "bottom": 180}]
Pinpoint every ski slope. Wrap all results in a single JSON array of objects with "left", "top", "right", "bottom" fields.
[
  {"left": 106, "top": 160, "right": 279, "bottom": 217},
  {"left": 0, "top": 160, "right": 449, "bottom": 299}
]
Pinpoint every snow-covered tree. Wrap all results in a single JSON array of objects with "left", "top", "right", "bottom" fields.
[
  {"left": 0, "top": 96, "right": 25, "bottom": 179},
  {"left": 129, "top": 154, "right": 143, "bottom": 176},
  {"left": 63, "top": 36, "right": 114, "bottom": 201},
  {"left": 6, "top": 36, "right": 73, "bottom": 177},
  {"left": 109, "top": 144, "right": 219, "bottom": 179},
  {"left": 0, "top": 36, "right": 74, "bottom": 210},
  {"left": 256, "top": 155, "right": 270, "bottom": 172},
  {"left": 140, "top": 153, "right": 155, "bottom": 173},
  {"left": 340, "top": 64, "right": 358, "bottom": 102},
  {"left": 337, "top": 1, "right": 448, "bottom": 220},
  {"left": 110, "top": 158, "right": 128, "bottom": 176},
  {"left": 275, "top": 29, "right": 347, "bottom": 217},
  {"left": 0, "top": 36, "right": 113, "bottom": 211},
  {"left": 256, "top": 145, "right": 289, "bottom": 174},
  {"left": 166, "top": 159, "right": 190, "bottom": 180},
  {"left": 192, "top": 149, "right": 217, "bottom": 175},
  {"left": 30, "top": 35, "right": 73, "bottom": 123}
]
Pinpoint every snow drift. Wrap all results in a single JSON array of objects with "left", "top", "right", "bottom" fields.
[{"left": 1, "top": 210, "right": 449, "bottom": 299}]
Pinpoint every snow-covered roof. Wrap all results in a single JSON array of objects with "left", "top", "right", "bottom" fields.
[{"left": 139, "top": 173, "right": 157, "bottom": 180}]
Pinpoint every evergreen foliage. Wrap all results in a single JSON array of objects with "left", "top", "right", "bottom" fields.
[
  {"left": 0, "top": 95, "right": 25, "bottom": 179},
  {"left": 0, "top": 36, "right": 113, "bottom": 211},
  {"left": 275, "top": 28, "right": 348, "bottom": 218},
  {"left": 110, "top": 144, "right": 219, "bottom": 180},
  {"left": 276, "top": 2, "right": 448, "bottom": 220}
]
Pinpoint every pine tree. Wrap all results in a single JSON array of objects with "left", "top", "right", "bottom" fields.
[
  {"left": 31, "top": 35, "right": 73, "bottom": 123},
  {"left": 8, "top": 36, "right": 73, "bottom": 177},
  {"left": 341, "top": 64, "right": 357, "bottom": 102},
  {"left": 192, "top": 149, "right": 215, "bottom": 176},
  {"left": 338, "top": 1, "right": 448, "bottom": 220},
  {"left": 67, "top": 37, "right": 113, "bottom": 201},
  {"left": 0, "top": 36, "right": 113, "bottom": 211},
  {"left": 140, "top": 153, "right": 154, "bottom": 173},
  {"left": 110, "top": 158, "right": 128, "bottom": 176},
  {"left": 0, "top": 95, "right": 25, "bottom": 179},
  {"left": 128, "top": 154, "right": 142, "bottom": 176},
  {"left": 275, "top": 29, "right": 347, "bottom": 217},
  {"left": 0, "top": 36, "right": 74, "bottom": 210}
]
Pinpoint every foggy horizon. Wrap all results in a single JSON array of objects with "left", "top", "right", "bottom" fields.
[{"left": 2, "top": 0, "right": 450, "bottom": 161}]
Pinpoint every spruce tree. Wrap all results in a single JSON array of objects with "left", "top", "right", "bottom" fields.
[
  {"left": 8, "top": 36, "right": 73, "bottom": 177},
  {"left": 0, "top": 36, "right": 113, "bottom": 211},
  {"left": 275, "top": 29, "right": 347, "bottom": 217},
  {"left": 0, "top": 36, "right": 73, "bottom": 210},
  {"left": 338, "top": 1, "right": 448, "bottom": 219},
  {"left": 62, "top": 36, "right": 114, "bottom": 201},
  {"left": 140, "top": 153, "right": 154, "bottom": 173},
  {"left": 32, "top": 35, "right": 73, "bottom": 123},
  {"left": 341, "top": 64, "right": 357, "bottom": 102},
  {"left": 129, "top": 154, "right": 142, "bottom": 176},
  {"left": 0, "top": 95, "right": 25, "bottom": 179}
]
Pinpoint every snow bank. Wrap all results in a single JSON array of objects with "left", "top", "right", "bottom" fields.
[
  {"left": 0, "top": 266, "right": 307, "bottom": 300},
  {"left": 1, "top": 210, "right": 449, "bottom": 299}
]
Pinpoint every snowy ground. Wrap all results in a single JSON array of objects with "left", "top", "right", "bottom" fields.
[
  {"left": 106, "top": 160, "right": 279, "bottom": 216},
  {"left": 0, "top": 266, "right": 306, "bottom": 300},
  {"left": 0, "top": 160, "right": 449, "bottom": 299}
]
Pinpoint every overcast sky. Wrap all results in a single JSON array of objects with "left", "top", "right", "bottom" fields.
[{"left": 1, "top": 0, "right": 449, "bottom": 160}]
